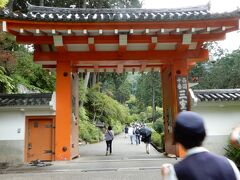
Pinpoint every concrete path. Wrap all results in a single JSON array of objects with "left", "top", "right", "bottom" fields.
[{"left": 0, "top": 133, "right": 179, "bottom": 180}]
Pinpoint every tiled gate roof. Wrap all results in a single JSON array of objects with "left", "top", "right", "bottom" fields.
[
  {"left": 0, "top": 93, "right": 52, "bottom": 107},
  {"left": 0, "top": 2, "right": 239, "bottom": 22},
  {"left": 193, "top": 89, "right": 240, "bottom": 102}
]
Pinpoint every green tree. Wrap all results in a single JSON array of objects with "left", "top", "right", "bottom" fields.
[
  {"left": 11, "top": 49, "right": 56, "bottom": 92},
  {"left": 0, "top": 66, "right": 14, "bottom": 92},
  {"left": 99, "top": 73, "right": 131, "bottom": 104},
  {"left": 192, "top": 49, "right": 240, "bottom": 89},
  {"left": 0, "top": 0, "right": 8, "bottom": 7},
  {"left": 136, "top": 72, "right": 162, "bottom": 111}
]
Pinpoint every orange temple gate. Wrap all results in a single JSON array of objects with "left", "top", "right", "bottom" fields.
[{"left": 1, "top": 2, "right": 239, "bottom": 160}]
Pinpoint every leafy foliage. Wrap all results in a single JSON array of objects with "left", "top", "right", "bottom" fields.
[
  {"left": 136, "top": 72, "right": 162, "bottom": 111},
  {"left": 11, "top": 50, "right": 55, "bottom": 92},
  {"left": 0, "top": 66, "right": 14, "bottom": 92},
  {"left": 0, "top": 0, "right": 8, "bottom": 7},
  {"left": 152, "top": 119, "right": 164, "bottom": 134},
  {"left": 79, "top": 107, "right": 89, "bottom": 122},
  {"left": 79, "top": 120, "right": 103, "bottom": 143},
  {"left": 85, "top": 86, "right": 129, "bottom": 125},
  {"left": 0, "top": 32, "right": 55, "bottom": 93},
  {"left": 78, "top": 78, "right": 88, "bottom": 104},
  {"left": 78, "top": 85, "right": 130, "bottom": 143},
  {"left": 151, "top": 131, "right": 161, "bottom": 147},
  {"left": 99, "top": 73, "right": 131, "bottom": 104},
  {"left": 225, "top": 141, "right": 240, "bottom": 169},
  {"left": 191, "top": 49, "right": 240, "bottom": 89}
]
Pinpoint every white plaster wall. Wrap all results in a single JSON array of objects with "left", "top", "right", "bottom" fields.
[
  {"left": 0, "top": 108, "right": 55, "bottom": 141},
  {"left": 191, "top": 103, "right": 240, "bottom": 136},
  {"left": 191, "top": 102, "right": 240, "bottom": 155},
  {"left": 0, "top": 111, "right": 25, "bottom": 140}
]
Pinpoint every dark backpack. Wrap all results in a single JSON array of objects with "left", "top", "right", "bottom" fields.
[{"left": 135, "top": 128, "right": 140, "bottom": 135}]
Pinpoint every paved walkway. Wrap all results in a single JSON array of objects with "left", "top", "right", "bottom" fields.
[
  {"left": 78, "top": 133, "right": 161, "bottom": 160},
  {"left": 0, "top": 133, "right": 179, "bottom": 180}
]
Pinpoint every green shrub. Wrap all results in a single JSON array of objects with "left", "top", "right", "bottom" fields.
[
  {"left": 86, "top": 88, "right": 130, "bottom": 125},
  {"left": 153, "top": 119, "right": 164, "bottom": 134},
  {"left": 225, "top": 142, "right": 240, "bottom": 169},
  {"left": 79, "top": 120, "right": 103, "bottom": 143},
  {"left": 112, "top": 121, "right": 123, "bottom": 135},
  {"left": 79, "top": 107, "right": 89, "bottom": 121},
  {"left": 151, "top": 131, "right": 161, "bottom": 147}
]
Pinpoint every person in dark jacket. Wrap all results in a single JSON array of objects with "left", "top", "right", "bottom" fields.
[
  {"left": 124, "top": 125, "right": 129, "bottom": 138},
  {"left": 161, "top": 111, "right": 239, "bottom": 180},
  {"left": 140, "top": 125, "right": 152, "bottom": 154},
  {"left": 135, "top": 125, "right": 141, "bottom": 145}
]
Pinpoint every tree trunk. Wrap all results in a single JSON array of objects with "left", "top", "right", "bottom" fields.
[
  {"left": 84, "top": 72, "right": 90, "bottom": 88},
  {"left": 92, "top": 72, "right": 97, "bottom": 86},
  {"left": 80, "top": 72, "right": 90, "bottom": 107},
  {"left": 151, "top": 71, "right": 156, "bottom": 122}
]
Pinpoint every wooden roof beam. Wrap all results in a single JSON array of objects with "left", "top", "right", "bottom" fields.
[
  {"left": 210, "top": 26, "right": 226, "bottom": 33},
  {"left": 176, "top": 44, "right": 189, "bottom": 52},
  {"left": 34, "top": 49, "right": 208, "bottom": 63},
  {"left": 16, "top": 33, "right": 226, "bottom": 45},
  {"left": 148, "top": 37, "right": 157, "bottom": 51},
  {"left": 88, "top": 37, "right": 95, "bottom": 51},
  {"left": 36, "top": 29, "right": 48, "bottom": 36},
  {"left": 53, "top": 35, "right": 68, "bottom": 52},
  {"left": 116, "top": 64, "right": 124, "bottom": 74},
  {"left": 119, "top": 34, "right": 127, "bottom": 53},
  {"left": 2, "top": 21, "right": 7, "bottom": 32},
  {"left": 195, "top": 27, "right": 211, "bottom": 34},
  {"left": 67, "top": 29, "right": 77, "bottom": 36},
  {"left": 140, "top": 64, "right": 146, "bottom": 72},
  {"left": 6, "top": 18, "right": 237, "bottom": 30}
]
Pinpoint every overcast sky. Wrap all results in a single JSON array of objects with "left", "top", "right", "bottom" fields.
[{"left": 142, "top": 0, "right": 240, "bottom": 52}]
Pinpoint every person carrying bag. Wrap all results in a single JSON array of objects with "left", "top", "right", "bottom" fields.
[{"left": 104, "top": 126, "right": 114, "bottom": 156}]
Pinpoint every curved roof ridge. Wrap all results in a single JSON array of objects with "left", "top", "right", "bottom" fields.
[
  {"left": 0, "top": 93, "right": 52, "bottom": 98},
  {"left": 27, "top": 3, "right": 210, "bottom": 14},
  {"left": 193, "top": 89, "right": 240, "bottom": 93}
]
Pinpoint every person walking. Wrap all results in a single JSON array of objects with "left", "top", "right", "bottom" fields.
[
  {"left": 124, "top": 125, "right": 129, "bottom": 138},
  {"left": 140, "top": 125, "right": 152, "bottom": 154},
  {"left": 161, "top": 111, "right": 240, "bottom": 180},
  {"left": 135, "top": 125, "right": 141, "bottom": 145},
  {"left": 128, "top": 125, "right": 134, "bottom": 144},
  {"left": 104, "top": 126, "right": 114, "bottom": 156}
]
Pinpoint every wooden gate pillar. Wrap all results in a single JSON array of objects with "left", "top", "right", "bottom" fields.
[
  {"left": 71, "top": 71, "right": 80, "bottom": 158},
  {"left": 55, "top": 59, "right": 72, "bottom": 160},
  {"left": 161, "top": 59, "right": 190, "bottom": 157}
]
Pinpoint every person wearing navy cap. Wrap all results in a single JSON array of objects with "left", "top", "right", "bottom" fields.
[{"left": 161, "top": 111, "right": 240, "bottom": 180}]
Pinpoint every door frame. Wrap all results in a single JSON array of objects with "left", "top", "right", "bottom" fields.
[{"left": 25, "top": 116, "right": 55, "bottom": 162}]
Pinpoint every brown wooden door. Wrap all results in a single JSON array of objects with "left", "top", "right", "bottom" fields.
[{"left": 26, "top": 117, "right": 54, "bottom": 162}]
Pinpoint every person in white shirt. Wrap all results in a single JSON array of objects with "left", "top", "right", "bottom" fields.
[
  {"left": 128, "top": 125, "right": 134, "bottom": 144},
  {"left": 161, "top": 111, "right": 240, "bottom": 180}
]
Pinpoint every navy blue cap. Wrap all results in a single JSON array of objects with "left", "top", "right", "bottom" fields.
[
  {"left": 174, "top": 111, "right": 206, "bottom": 148},
  {"left": 175, "top": 111, "right": 205, "bottom": 135}
]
